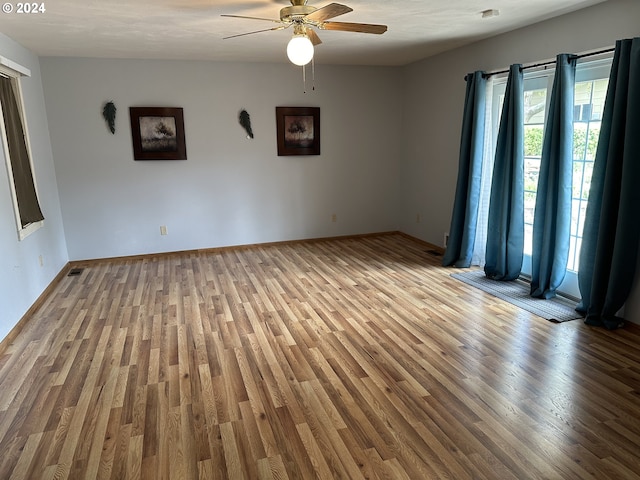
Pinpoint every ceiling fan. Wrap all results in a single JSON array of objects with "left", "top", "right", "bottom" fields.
[{"left": 222, "top": 0, "right": 388, "bottom": 65}]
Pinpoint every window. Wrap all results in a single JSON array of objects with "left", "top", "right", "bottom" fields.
[
  {"left": 486, "top": 56, "right": 612, "bottom": 297},
  {"left": 0, "top": 56, "right": 44, "bottom": 240}
]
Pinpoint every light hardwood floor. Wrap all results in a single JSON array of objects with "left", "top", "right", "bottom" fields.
[{"left": 1, "top": 233, "right": 640, "bottom": 479}]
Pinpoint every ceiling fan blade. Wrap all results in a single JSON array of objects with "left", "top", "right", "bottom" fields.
[
  {"left": 221, "top": 14, "right": 283, "bottom": 24},
  {"left": 223, "top": 25, "right": 288, "bottom": 40},
  {"left": 320, "top": 21, "right": 387, "bottom": 34},
  {"left": 305, "top": 3, "right": 353, "bottom": 23},
  {"left": 307, "top": 28, "right": 322, "bottom": 46}
]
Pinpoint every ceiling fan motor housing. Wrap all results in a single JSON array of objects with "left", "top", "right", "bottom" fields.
[{"left": 280, "top": 5, "right": 317, "bottom": 22}]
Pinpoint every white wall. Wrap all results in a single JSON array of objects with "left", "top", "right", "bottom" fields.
[
  {"left": 0, "top": 34, "right": 68, "bottom": 340},
  {"left": 40, "top": 58, "right": 402, "bottom": 260}
]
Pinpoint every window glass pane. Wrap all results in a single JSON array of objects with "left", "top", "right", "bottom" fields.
[
  {"left": 524, "top": 190, "right": 537, "bottom": 215},
  {"left": 568, "top": 236, "right": 577, "bottom": 271},
  {"left": 524, "top": 88, "right": 547, "bottom": 123},
  {"left": 591, "top": 79, "right": 608, "bottom": 120},
  {"left": 571, "top": 198, "right": 581, "bottom": 236},
  {"left": 573, "top": 123, "right": 588, "bottom": 159},
  {"left": 524, "top": 158, "right": 540, "bottom": 194},
  {"left": 577, "top": 199, "right": 589, "bottom": 235},
  {"left": 524, "top": 224, "right": 533, "bottom": 256},
  {"left": 582, "top": 161, "right": 594, "bottom": 198},
  {"left": 586, "top": 121, "right": 600, "bottom": 160},
  {"left": 524, "top": 125, "right": 544, "bottom": 157},
  {"left": 574, "top": 81, "right": 593, "bottom": 121},
  {"left": 572, "top": 162, "right": 585, "bottom": 201}
]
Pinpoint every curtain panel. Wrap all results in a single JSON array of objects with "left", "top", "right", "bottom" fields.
[
  {"left": 484, "top": 64, "right": 524, "bottom": 281},
  {"left": 442, "top": 71, "right": 487, "bottom": 268},
  {"left": 471, "top": 76, "right": 496, "bottom": 267},
  {"left": 530, "top": 54, "right": 577, "bottom": 299},
  {"left": 577, "top": 38, "right": 640, "bottom": 329}
]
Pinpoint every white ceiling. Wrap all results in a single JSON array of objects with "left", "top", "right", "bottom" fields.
[{"left": 0, "top": 0, "right": 605, "bottom": 66}]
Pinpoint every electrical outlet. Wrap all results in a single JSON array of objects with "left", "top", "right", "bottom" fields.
[
  {"left": 331, "top": 214, "right": 337, "bottom": 223},
  {"left": 160, "top": 225, "right": 168, "bottom": 235},
  {"left": 444, "top": 232, "right": 449, "bottom": 248},
  {"left": 416, "top": 213, "right": 421, "bottom": 223}
]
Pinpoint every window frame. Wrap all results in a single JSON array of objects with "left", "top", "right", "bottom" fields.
[{"left": 0, "top": 55, "right": 44, "bottom": 240}]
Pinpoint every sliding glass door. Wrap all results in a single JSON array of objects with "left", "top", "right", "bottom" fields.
[{"left": 486, "top": 58, "right": 611, "bottom": 299}]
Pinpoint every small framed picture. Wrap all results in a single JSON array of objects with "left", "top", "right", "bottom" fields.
[
  {"left": 276, "top": 106, "right": 320, "bottom": 156},
  {"left": 129, "top": 107, "right": 187, "bottom": 160}
]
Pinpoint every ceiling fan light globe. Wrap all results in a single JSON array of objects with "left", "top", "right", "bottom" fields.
[{"left": 287, "top": 35, "right": 314, "bottom": 66}]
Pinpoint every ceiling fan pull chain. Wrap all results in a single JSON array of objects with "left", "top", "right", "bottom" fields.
[
  {"left": 302, "top": 64, "right": 307, "bottom": 93},
  {"left": 312, "top": 57, "right": 315, "bottom": 91}
]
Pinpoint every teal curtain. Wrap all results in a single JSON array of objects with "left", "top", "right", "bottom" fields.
[
  {"left": 484, "top": 65, "right": 524, "bottom": 281},
  {"left": 443, "top": 71, "right": 487, "bottom": 267},
  {"left": 530, "top": 54, "right": 577, "bottom": 298},
  {"left": 577, "top": 38, "right": 640, "bottom": 329}
]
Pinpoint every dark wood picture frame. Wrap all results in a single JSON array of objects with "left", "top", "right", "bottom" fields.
[
  {"left": 129, "top": 107, "right": 187, "bottom": 160},
  {"left": 276, "top": 107, "right": 320, "bottom": 156}
]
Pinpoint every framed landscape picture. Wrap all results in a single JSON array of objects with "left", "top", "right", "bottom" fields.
[
  {"left": 276, "top": 106, "right": 320, "bottom": 156},
  {"left": 129, "top": 107, "right": 187, "bottom": 160}
]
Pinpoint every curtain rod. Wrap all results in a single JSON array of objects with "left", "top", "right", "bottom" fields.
[{"left": 479, "top": 46, "right": 615, "bottom": 79}]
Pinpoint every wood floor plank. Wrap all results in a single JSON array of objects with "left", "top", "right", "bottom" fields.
[{"left": 2, "top": 233, "right": 640, "bottom": 478}]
